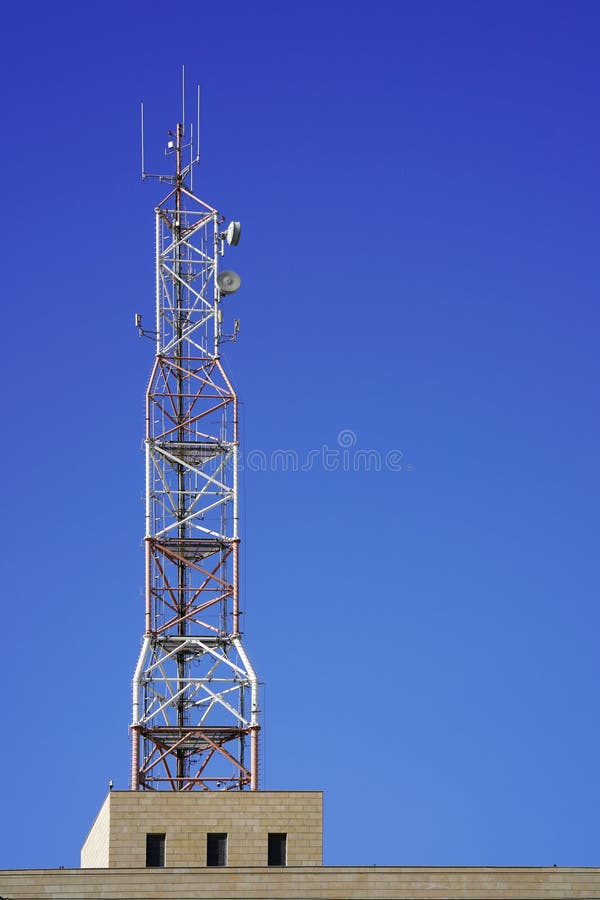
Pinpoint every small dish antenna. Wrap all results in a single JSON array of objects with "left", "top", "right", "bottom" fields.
[
  {"left": 225, "top": 221, "right": 242, "bottom": 246},
  {"left": 217, "top": 270, "right": 241, "bottom": 295}
]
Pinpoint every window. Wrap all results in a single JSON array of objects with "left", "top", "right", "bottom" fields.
[
  {"left": 207, "top": 833, "right": 227, "bottom": 867},
  {"left": 268, "top": 833, "right": 287, "bottom": 866},
  {"left": 146, "top": 833, "right": 165, "bottom": 868}
]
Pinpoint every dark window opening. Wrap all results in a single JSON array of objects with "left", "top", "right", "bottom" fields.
[
  {"left": 268, "top": 832, "right": 287, "bottom": 866},
  {"left": 146, "top": 833, "right": 165, "bottom": 868},
  {"left": 207, "top": 833, "right": 227, "bottom": 867}
]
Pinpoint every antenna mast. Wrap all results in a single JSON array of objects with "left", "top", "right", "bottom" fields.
[{"left": 131, "top": 79, "right": 260, "bottom": 790}]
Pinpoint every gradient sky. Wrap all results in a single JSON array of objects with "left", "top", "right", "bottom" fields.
[{"left": 1, "top": 0, "right": 599, "bottom": 870}]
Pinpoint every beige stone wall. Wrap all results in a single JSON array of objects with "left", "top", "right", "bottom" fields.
[
  {"left": 80, "top": 793, "right": 110, "bottom": 868},
  {"left": 2, "top": 866, "right": 600, "bottom": 900},
  {"left": 81, "top": 790, "right": 322, "bottom": 868}
]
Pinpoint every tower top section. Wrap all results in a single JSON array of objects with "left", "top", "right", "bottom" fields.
[
  {"left": 141, "top": 67, "right": 200, "bottom": 187},
  {"left": 138, "top": 73, "right": 242, "bottom": 358}
]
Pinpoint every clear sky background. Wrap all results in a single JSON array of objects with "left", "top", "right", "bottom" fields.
[{"left": 0, "top": 0, "right": 599, "bottom": 871}]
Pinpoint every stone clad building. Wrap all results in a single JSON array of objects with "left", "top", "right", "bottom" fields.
[
  {"left": 81, "top": 790, "right": 323, "bottom": 868},
  {"left": 1, "top": 790, "right": 599, "bottom": 899}
]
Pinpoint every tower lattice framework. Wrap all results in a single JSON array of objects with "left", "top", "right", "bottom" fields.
[{"left": 130, "top": 117, "right": 260, "bottom": 791}]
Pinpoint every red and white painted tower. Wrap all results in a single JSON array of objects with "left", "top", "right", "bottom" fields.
[{"left": 130, "top": 86, "right": 260, "bottom": 791}]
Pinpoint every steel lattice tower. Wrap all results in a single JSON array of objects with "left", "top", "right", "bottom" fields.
[{"left": 130, "top": 96, "right": 260, "bottom": 791}]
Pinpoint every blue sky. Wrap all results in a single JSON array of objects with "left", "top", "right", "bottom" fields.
[{"left": 1, "top": 0, "right": 599, "bottom": 870}]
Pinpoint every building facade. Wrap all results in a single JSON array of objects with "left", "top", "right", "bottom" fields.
[{"left": 1, "top": 790, "right": 599, "bottom": 899}]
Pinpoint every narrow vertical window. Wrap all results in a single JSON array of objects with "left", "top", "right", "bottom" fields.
[
  {"left": 268, "top": 833, "right": 287, "bottom": 866},
  {"left": 207, "top": 833, "right": 227, "bottom": 867},
  {"left": 146, "top": 833, "right": 165, "bottom": 867}
]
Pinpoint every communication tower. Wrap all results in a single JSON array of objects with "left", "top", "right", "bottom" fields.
[{"left": 130, "top": 80, "right": 260, "bottom": 790}]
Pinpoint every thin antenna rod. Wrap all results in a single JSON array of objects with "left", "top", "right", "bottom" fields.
[
  {"left": 196, "top": 85, "right": 201, "bottom": 163},
  {"left": 190, "top": 122, "right": 194, "bottom": 192},
  {"left": 140, "top": 102, "right": 145, "bottom": 180},
  {"left": 182, "top": 65, "right": 185, "bottom": 129}
]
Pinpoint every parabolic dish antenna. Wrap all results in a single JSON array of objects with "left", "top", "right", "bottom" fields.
[
  {"left": 217, "top": 270, "right": 242, "bottom": 295},
  {"left": 226, "top": 221, "right": 242, "bottom": 246}
]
